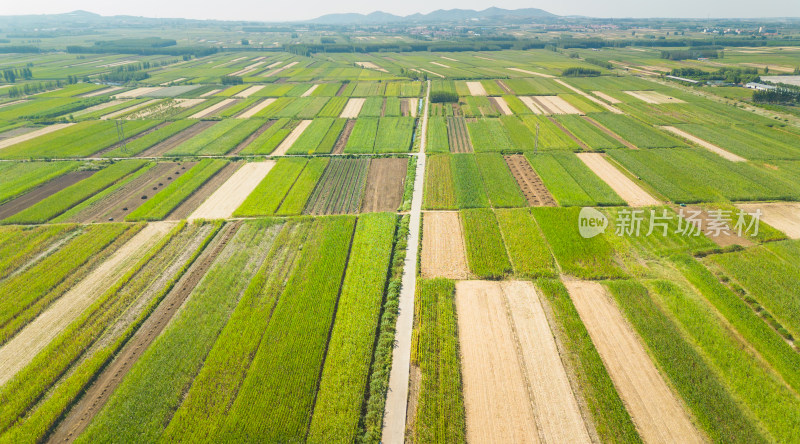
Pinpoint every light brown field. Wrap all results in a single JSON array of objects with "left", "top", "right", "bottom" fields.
[
  {"left": 430, "top": 61, "right": 451, "bottom": 69},
  {"left": 417, "top": 68, "right": 445, "bottom": 78},
  {"left": 354, "top": 61, "right": 388, "bottom": 72},
  {"left": 235, "top": 85, "right": 265, "bottom": 98},
  {"left": 490, "top": 96, "right": 513, "bottom": 115},
  {"left": 114, "top": 87, "right": 163, "bottom": 98},
  {"left": 229, "top": 61, "right": 265, "bottom": 77},
  {"left": 237, "top": 98, "right": 276, "bottom": 118},
  {"left": 100, "top": 99, "right": 159, "bottom": 120},
  {"left": 262, "top": 61, "right": 299, "bottom": 77},
  {"left": 189, "top": 161, "right": 275, "bottom": 220},
  {"left": 592, "top": 91, "right": 622, "bottom": 104},
  {"left": 502, "top": 281, "right": 592, "bottom": 443},
  {"left": 564, "top": 280, "right": 704, "bottom": 444},
  {"left": 72, "top": 99, "right": 127, "bottom": 117},
  {"left": 624, "top": 90, "right": 685, "bottom": 104},
  {"left": 190, "top": 98, "right": 237, "bottom": 119},
  {"left": 160, "top": 78, "right": 186, "bottom": 86},
  {"left": 535, "top": 95, "right": 583, "bottom": 114},
  {"left": 199, "top": 88, "right": 222, "bottom": 97},
  {"left": 736, "top": 202, "right": 800, "bottom": 239},
  {"left": 301, "top": 84, "right": 319, "bottom": 97},
  {"left": 554, "top": 79, "right": 624, "bottom": 114},
  {"left": 466, "top": 81, "right": 487, "bottom": 96},
  {"left": 455, "top": 280, "right": 541, "bottom": 444},
  {"left": 272, "top": 119, "right": 312, "bottom": 156},
  {"left": 576, "top": 153, "right": 661, "bottom": 207},
  {"left": 681, "top": 205, "right": 754, "bottom": 247},
  {"left": 81, "top": 86, "right": 125, "bottom": 98},
  {"left": 507, "top": 67, "right": 555, "bottom": 78},
  {"left": 0, "top": 123, "right": 74, "bottom": 150},
  {"left": 404, "top": 98, "right": 418, "bottom": 117},
  {"left": 519, "top": 96, "right": 544, "bottom": 114},
  {"left": 661, "top": 126, "right": 746, "bottom": 162},
  {"left": 339, "top": 98, "right": 366, "bottom": 118},
  {"left": 440, "top": 56, "right": 458, "bottom": 62},
  {"left": 421, "top": 211, "right": 469, "bottom": 279},
  {"left": 0, "top": 222, "right": 174, "bottom": 386}
]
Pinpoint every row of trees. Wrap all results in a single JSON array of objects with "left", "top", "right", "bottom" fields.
[
  {"left": 753, "top": 88, "right": 800, "bottom": 104},
  {"left": 2, "top": 68, "right": 33, "bottom": 83},
  {"left": 669, "top": 67, "right": 760, "bottom": 84}
]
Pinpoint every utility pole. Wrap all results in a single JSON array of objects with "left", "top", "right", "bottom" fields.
[
  {"left": 116, "top": 120, "right": 127, "bottom": 155},
  {"left": 534, "top": 122, "right": 540, "bottom": 154}
]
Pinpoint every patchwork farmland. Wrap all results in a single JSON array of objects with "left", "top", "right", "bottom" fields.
[{"left": 0, "top": 9, "right": 799, "bottom": 444}]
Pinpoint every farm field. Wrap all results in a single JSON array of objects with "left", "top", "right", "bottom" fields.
[{"left": 2, "top": 16, "right": 800, "bottom": 444}]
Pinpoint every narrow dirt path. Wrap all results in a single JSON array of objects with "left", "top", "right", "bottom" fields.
[
  {"left": 564, "top": 280, "right": 704, "bottom": 444},
  {"left": 47, "top": 222, "right": 241, "bottom": 443},
  {"left": 382, "top": 80, "right": 429, "bottom": 444},
  {"left": 661, "top": 126, "right": 746, "bottom": 162}
]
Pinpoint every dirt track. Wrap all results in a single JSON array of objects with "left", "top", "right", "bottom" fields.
[
  {"left": 189, "top": 161, "right": 274, "bottom": 220},
  {"left": 507, "top": 67, "right": 555, "bottom": 78},
  {"left": 138, "top": 121, "right": 217, "bottom": 157},
  {"left": 47, "top": 222, "right": 241, "bottom": 444},
  {"left": 519, "top": 96, "right": 544, "bottom": 114},
  {"left": 455, "top": 280, "right": 541, "bottom": 443},
  {"left": 0, "top": 222, "right": 173, "bottom": 386},
  {"left": 576, "top": 153, "right": 660, "bottom": 207},
  {"left": 564, "top": 280, "right": 704, "bottom": 444},
  {"left": 0, "top": 171, "right": 95, "bottom": 220},
  {"left": 421, "top": 211, "right": 469, "bottom": 279},
  {"left": 361, "top": 157, "right": 407, "bottom": 213},
  {"left": 332, "top": 120, "right": 355, "bottom": 155},
  {"left": 592, "top": 91, "right": 622, "bottom": 104},
  {"left": 549, "top": 117, "right": 589, "bottom": 150},
  {"left": 737, "top": 202, "right": 800, "bottom": 239},
  {"left": 167, "top": 161, "right": 242, "bottom": 220},
  {"left": 505, "top": 155, "right": 556, "bottom": 206},
  {"left": 624, "top": 91, "right": 684, "bottom": 104},
  {"left": 661, "top": 126, "right": 745, "bottom": 162}
]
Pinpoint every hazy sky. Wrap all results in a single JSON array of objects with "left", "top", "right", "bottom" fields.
[{"left": 1, "top": 0, "right": 798, "bottom": 21}]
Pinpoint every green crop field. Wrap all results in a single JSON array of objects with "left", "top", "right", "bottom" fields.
[{"left": 2, "top": 16, "right": 800, "bottom": 444}]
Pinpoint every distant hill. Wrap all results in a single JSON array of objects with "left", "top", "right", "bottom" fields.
[{"left": 309, "top": 7, "right": 556, "bottom": 25}]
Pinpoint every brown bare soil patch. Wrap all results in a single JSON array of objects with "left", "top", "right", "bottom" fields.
[
  {"left": 332, "top": 119, "right": 355, "bottom": 155},
  {"left": 93, "top": 122, "right": 170, "bottom": 157},
  {"left": 519, "top": 96, "right": 545, "bottom": 114},
  {"left": 535, "top": 96, "right": 583, "bottom": 115},
  {"left": 361, "top": 157, "right": 407, "bottom": 213},
  {"left": 624, "top": 91, "right": 685, "bottom": 104},
  {"left": 582, "top": 116, "right": 638, "bottom": 149},
  {"left": 0, "top": 171, "right": 94, "bottom": 220},
  {"left": 75, "top": 162, "right": 195, "bottom": 223},
  {"left": 564, "top": 280, "right": 704, "bottom": 444},
  {"left": 455, "top": 280, "right": 540, "bottom": 443},
  {"left": 592, "top": 91, "right": 622, "bottom": 104},
  {"left": 496, "top": 80, "right": 512, "bottom": 93},
  {"left": 47, "top": 222, "right": 242, "bottom": 444},
  {"left": 400, "top": 99, "right": 410, "bottom": 117},
  {"left": 340, "top": 98, "right": 366, "bottom": 119},
  {"left": 138, "top": 121, "right": 217, "bottom": 157},
  {"left": 0, "top": 222, "right": 174, "bottom": 386},
  {"left": 681, "top": 205, "right": 755, "bottom": 247},
  {"left": 490, "top": 96, "right": 512, "bottom": 115},
  {"left": 446, "top": 116, "right": 472, "bottom": 153},
  {"left": 505, "top": 154, "right": 556, "bottom": 206},
  {"left": 576, "top": 153, "right": 660, "bottom": 207},
  {"left": 420, "top": 211, "right": 469, "bottom": 279},
  {"left": 737, "top": 202, "right": 800, "bottom": 240},
  {"left": 189, "top": 161, "right": 275, "bottom": 220},
  {"left": 166, "top": 161, "right": 241, "bottom": 220},
  {"left": 507, "top": 67, "right": 555, "bottom": 78},
  {"left": 228, "top": 120, "right": 275, "bottom": 155},
  {"left": 465, "top": 81, "right": 487, "bottom": 96},
  {"left": 502, "top": 281, "right": 591, "bottom": 443}
]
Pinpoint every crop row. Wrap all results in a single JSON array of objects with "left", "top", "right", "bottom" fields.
[
  {"left": 0, "top": 161, "right": 77, "bottom": 204},
  {"left": 126, "top": 159, "right": 226, "bottom": 221},
  {"left": 304, "top": 157, "right": 369, "bottom": 214},
  {"left": 238, "top": 118, "right": 292, "bottom": 155},
  {"left": 234, "top": 157, "right": 307, "bottom": 216},
  {"left": 167, "top": 118, "right": 265, "bottom": 156},
  {"left": 4, "top": 160, "right": 147, "bottom": 224},
  {"left": 527, "top": 152, "right": 625, "bottom": 206},
  {"left": 460, "top": 208, "right": 512, "bottom": 279}
]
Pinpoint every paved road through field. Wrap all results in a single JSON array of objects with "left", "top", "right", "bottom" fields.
[{"left": 382, "top": 80, "right": 429, "bottom": 443}]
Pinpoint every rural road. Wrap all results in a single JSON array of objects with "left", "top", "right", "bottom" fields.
[{"left": 382, "top": 80, "right": 430, "bottom": 443}]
